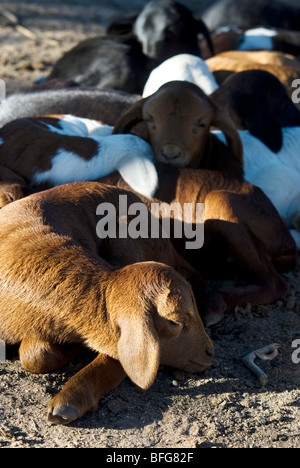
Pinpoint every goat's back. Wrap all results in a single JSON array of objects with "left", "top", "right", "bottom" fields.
[{"left": 0, "top": 89, "right": 139, "bottom": 128}]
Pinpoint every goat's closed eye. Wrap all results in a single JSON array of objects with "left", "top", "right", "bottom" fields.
[
  {"left": 167, "top": 319, "right": 183, "bottom": 329},
  {"left": 160, "top": 319, "right": 183, "bottom": 339},
  {"left": 168, "top": 319, "right": 180, "bottom": 326},
  {"left": 193, "top": 122, "right": 207, "bottom": 134},
  {"left": 146, "top": 118, "right": 156, "bottom": 130}
]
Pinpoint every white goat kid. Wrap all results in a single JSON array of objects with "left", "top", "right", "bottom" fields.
[{"left": 142, "top": 54, "right": 219, "bottom": 97}]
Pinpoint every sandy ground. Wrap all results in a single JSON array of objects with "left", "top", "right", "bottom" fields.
[{"left": 0, "top": 0, "right": 299, "bottom": 449}]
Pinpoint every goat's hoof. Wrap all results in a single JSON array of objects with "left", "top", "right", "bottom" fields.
[
  {"left": 47, "top": 403, "right": 79, "bottom": 425},
  {"left": 203, "top": 292, "right": 227, "bottom": 327}
]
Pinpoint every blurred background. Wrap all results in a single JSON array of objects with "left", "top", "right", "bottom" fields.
[{"left": 1, "top": 0, "right": 300, "bottom": 94}]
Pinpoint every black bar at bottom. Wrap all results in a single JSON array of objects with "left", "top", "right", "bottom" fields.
[{"left": 92, "top": 448, "right": 205, "bottom": 463}]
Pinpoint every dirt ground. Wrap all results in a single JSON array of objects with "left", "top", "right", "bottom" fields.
[{"left": 0, "top": 0, "right": 299, "bottom": 449}]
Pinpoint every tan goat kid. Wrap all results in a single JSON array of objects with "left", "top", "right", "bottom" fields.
[{"left": 0, "top": 182, "right": 213, "bottom": 425}]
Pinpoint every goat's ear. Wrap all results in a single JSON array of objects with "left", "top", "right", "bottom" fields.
[
  {"left": 113, "top": 99, "right": 147, "bottom": 135},
  {"left": 196, "top": 19, "right": 215, "bottom": 57},
  {"left": 118, "top": 155, "right": 158, "bottom": 199},
  {"left": 106, "top": 15, "right": 138, "bottom": 36},
  {"left": 242, "top": 107, "right": 283, "bottom": 153},
  {"left": 117, "top": 314, "right": 160, "bottom": 390},
  {"left": 212, "top": 109, "right": 244, "bottom": 166}
]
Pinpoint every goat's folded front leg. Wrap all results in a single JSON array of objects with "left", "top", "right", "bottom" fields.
[
  {"left": 47, "top": 353, "right": 126, "bottom": 425},
  {"left": 19, "top": 337, "right": 81, "bottom": 374},
  {"left": 0, "top": 164, "right": 33, "bottom": 208},
  {"left": 202, "top": 189, "right": 292, "bottom": 326},
  {"left": 202, "top": 231, "right": 290, "bottom": 326}
]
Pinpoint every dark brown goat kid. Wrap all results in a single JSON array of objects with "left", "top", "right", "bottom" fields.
[
  {"left": 113, "top": 81, "right": 244, "bottom": 179},
  {"left": 211, "top": 70, "right": 300, "bottom": 152},
  {"left": 101, "top": 164, "right": 297, "bottom": 327}
]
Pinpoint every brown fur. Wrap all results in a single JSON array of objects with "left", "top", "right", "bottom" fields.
[
  {"left": 113, "top": 81, "right": 244, "bottom": 179},
  {"left": 0, "top": 182, "right": 213, "bottom": 425},
  {"left": 0, "top": 166, "right": 296, "bottom": 326},
  {"left": 207, "top": 51, "right": 300, "bottom": 106},
  {"left": 272, "top": 29, "right": 300, "bottom": 56},
  {"left": 200, "top": 28, "right": 300, "bottom": 60},
  {"left": 99, "top": 164, "right": 297, "bottom": 326},
  {"left": 200, "top": 29, "right": 244, "bottom": 60},
  {"left": 0, "top": 165, "right": 35, "bottom": 208},
  {"left": 0, "top": 117, "right": 99, "bottom": 183}
]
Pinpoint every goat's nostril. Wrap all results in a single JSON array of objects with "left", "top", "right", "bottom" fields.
[
  {"left": 162, "top": 144, "right": 182, "bottom": 161},
  {"left": 206, "top": 347, "right": 214, "bottom": 359}
]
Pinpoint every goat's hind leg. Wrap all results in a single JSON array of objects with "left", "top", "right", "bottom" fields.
[
  {"left": 47, "top": 353, "right": 126, "bottom": 425},
  {"left": 19, "top": 337, "right": 80, "bottom": 374},
  {"left": 0, "top": 165, "right": 33, "bottom": 208}
]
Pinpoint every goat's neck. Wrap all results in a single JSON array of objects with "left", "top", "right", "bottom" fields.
[
  {"left": 202, "top": 135, "right": 244, "bottom": 180},
  {"left": 65, "top": 265, "right": 119, "bottom": 357},
  {"left": 30, "top": 231, "right": 118, "bottom": 356}
]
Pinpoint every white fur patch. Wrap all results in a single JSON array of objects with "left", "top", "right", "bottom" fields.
[
  {"left": 143, "top": 54, "right": 219, "bottom": 97},
  {"left": 214, "top": 26, "right": 242, "bottom": 35},
  {"left": 33, "top": 119, "right": 158, "bottom": 199},
  {"left": 238, "top": 28, "right": 277, "bottom": 51},
  {"left": 214, "top": 127, "right": 300, "bottom": 243},
  {"left": 44, "top": 114, "right": 114, "bottom": 138},
  {"left": 118, "top": 155, "right": 158, "bottom": 199},
  {"left": 32, "top": 148, "right": 105, "bottom": 186}
]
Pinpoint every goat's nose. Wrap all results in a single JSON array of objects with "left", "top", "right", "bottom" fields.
[{"left": 162, "top": 144, "right": 182, "bottom": 161}]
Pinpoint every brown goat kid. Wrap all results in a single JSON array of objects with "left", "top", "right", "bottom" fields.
[
  {"left": 206, "top": 51, "right": 300, "bottom": 106},
  {"left": 100, "top": 164, "right": 297, "bottom": 326},
  {"left": 0, "top": 182, "right": 213, "bottom": 425},
  {"left": 113, "top": 81, "right": 244, "bottom": 179},
  {"left": 0, "top": 165, "right": 295, "bottom": 329},
  {"left": 210, "top": 70, "right": 300, "bottom": 153}
]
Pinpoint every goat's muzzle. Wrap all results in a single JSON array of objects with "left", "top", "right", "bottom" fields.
[
  {"left": 186, "top": 346, "right": 214, "bottom": 373},
  {"left": 161, "top": 144, "right": 183, "bottom": 162}
]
